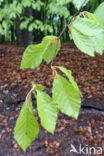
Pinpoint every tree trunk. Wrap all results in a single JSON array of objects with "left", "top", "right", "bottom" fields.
[
  {"left": 23, "top": 7, "right": 33, "bottom": 47},
  {"left": 16, "top": 7, "right": 33, "bottom": 47},
  {"left": 15, "top": 16, "right": 24, "bottom": 46}
]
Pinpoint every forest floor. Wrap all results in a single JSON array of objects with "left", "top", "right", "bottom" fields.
[{"left": 0, "top": 42, "right": 104, "bottom": 156}]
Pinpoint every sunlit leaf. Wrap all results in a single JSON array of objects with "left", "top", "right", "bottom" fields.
[
  {"left": 32, "top": 84, "right": 45, "bottom": 98},
  {"left": 42, "top": 36, "right": 61, "bottom": 64},
  {"left": 53, "top": 74, "right": 81, "bottom": 119},
  {"left": 37, "top": 91, "right": 57, "bottom": 134},
  {"left": 70, "top": 17, "right": 104, "bottom": 56},
  {"left": 21, "top": 36, "right": 61, "bottom": 68},
  {"left": 94, "top": 2, "right": 104, "bottom": 28},
  {"left": 56, "top": 66, "right": 81, "bottom": 94},
  {"left": 21, "top": 44, "right": 44, "bottom": 68},
  {"left": 86, "top": 12, "right": 99, "bottom": 23},
  {"left": 14, "top": 96, "right": 39, "bottom": 151}
]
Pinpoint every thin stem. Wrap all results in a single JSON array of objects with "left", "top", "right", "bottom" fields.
[{"left": 26, "top": 84, "right": 36, "bottom": 105}]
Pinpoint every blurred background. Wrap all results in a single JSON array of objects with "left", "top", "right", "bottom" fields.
[
  {"left": 0, "top": 0, "right": 103, "bottom": 46},
  {"left": 0, "top": 1, "right": 104, "bottom": 154}
]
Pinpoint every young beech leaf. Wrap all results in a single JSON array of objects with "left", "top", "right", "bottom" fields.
[
  {"left": 86, "top": 12, "right": 99, "bottom": 23},
  {"left": 55, "top": 66, "right": 81, "bottom": 95},
  {"left": 52, "top": 74, "right": 81, "bottom": 119},
  {"left": 21, "top": 36, "right": 61, "bottom": 69},
  {"left": 70, "top": 17, "right": 104, "bottom": 56},
  {"left": 21, "top": 43, "right": 44, "bottom": 68},
  {"left": 94, "top": 2, "right": 104, "bottom": 28},
  {"left": 37, "top": 91, "right": 57, "bottom": 134},
  {"left": 42, "top": 36, "right": 61, "bottom": 64},
  {"left": 14, "top": 96, "right": 39, "bottom": 152}
]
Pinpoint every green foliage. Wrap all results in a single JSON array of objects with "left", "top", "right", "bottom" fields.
[
  {"left": 14, "top": 95, "right": 39, "bottom": 152},
  {"left": 22, "top": 0, "right": 33, "bottom": 8},
  {"left": 55, "top": 66, "right": 81, "bottom": 94},
  {"left": 37, "top": 91, "right": 57, "bottom": 134},
  {"left": 21, "top": 43, "right": 44, "bottom": 68},
  {"left": 0, "top": 0, "right": 72, "bottom": 41},
  {"left": 21, "top": 0, "right": 43, "bottom": 9},
  {"left": 35, "top": 84, "right": 45, "bottom": 91},
  {"left": 32, "top": 0, "right": 44, "bottom": 11},
  {"left": 14, "top": 1, "right": 104, "bottom": 153},
  {"left": 21, "top": 36, "right": 61, "bottom": 68},
  {"left": 86, "top": 12, "right": 99, "bottom": 23},
  {"left": 0, "top": 0, "right": 45, "bottom": 41},
  {"left": 0, "top": 24, "right": 4, "bottom": 35},
  {"left": 14, "top": 65, "right": 81, "bottom": 151},
  {"left": 52, "top": 74, "right": 81, "bottom": 119},
  {"left": 57, "top": 0, "right": 71, "bottom": 6},
  {"left": 69, "top": 14, "right": 104, "bottom": 56},
  {"left": 0, "top": 0, "right": 103, "bottom": 42},
  {"left": 0, "top": 1, "right": 22, "bottom": 41},
  {"left": 32, "top": 84, "right": 45, "bottom": 98},
  {"left": 42, "top": 36, "right": 61, "bottom": 63},
  {"left": 72, "top": 0, "right": 90, "bottom": 10},
  {"left": 87, "top": 0, "right": 100, "bottom": 13},
  {"left": 94, "top": 2, "right": 104, "bottom": 28},
  {"left": 28, "top": 20, "right": 53, "bottom": 33},
  {"left": 20, "top": 16, "right": 33, "bottom": 30},
  {"left": 48, "top": 1, "right": 70, "bottom": 18}
]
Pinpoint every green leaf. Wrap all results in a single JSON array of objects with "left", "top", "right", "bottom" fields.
[
  {"left": 55, "top": 66, "right": 81, "bottom": 94},
  {"left": 32, "top": 1, "right": 44, "bottom": 11},
  {"left": 14, "top": 96, "right": 39, "bottom": 152},
  {"left": 48, "top": 2, "right": 70, "bottom": 18},
  {"left": 70, "top": 17, "right": 104, "bottom": 56},
  {"left": 32, "top": 84, "right": 45, "bottom": 98},
  {"left": 20, "top": 21, "right": 29, "bottom": 30},
  {"left": 86, "top": 12, "right": 99, "bottom": 23},
  {"left": 9, "top": 12, "right": 16, "bottom": 19},
  {"left": 53, "top": 74, "right": 81, "bottom": 119},
  {"left": 37, "top": 91, "right": 57, "bottom": 134},
  {"left": 57, "top": 0, "right": 71, "bottom": 5},
  {"left": 36, "top": 84, "right": 45, "bottom": 91},
  {"left": 72, "top": 0, "right": 90, "bottom": 10},
  {"left": 21, "top": 36, "right": 61, "bottom": 68},
  {"left": 28, "top": 23, "right": 34, "bottom": 31},
  {"left": 2, "top": 20, "right": 8, "bottom": 29},
  {"left": 42, "top": 36, "right": 61, "bottom": 64},
  {"left": 0, "top": 24, "right": 4, "bottom": 35},
  {"left": 94, "top": 2, "right": 104, "bottom": 28},
  {"left": 16, "top": 3, "right": 23, "bottom": 14},
  {"left": 22, "top": 0, "right": 32, "bottom": 7},
  {"left": 21, "top": 44, "right": 43, "bottom": 68}
]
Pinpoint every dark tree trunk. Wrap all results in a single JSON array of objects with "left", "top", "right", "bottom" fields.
[
  {"left": 11, "top": 25, "right": 15, "bottom": 42},
  {"left": 16, "top": 16, "right": 24, "bottom": 46},
  {"left": 23, "top": 7, "right": 33, "bottom": 47},
  {"left": 16, "top": 7, "right": 33, "bottom": 47}
]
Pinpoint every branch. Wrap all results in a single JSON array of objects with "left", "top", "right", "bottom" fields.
[{"left": 50, "top": 0, "right": 87, "bottom": 66}]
